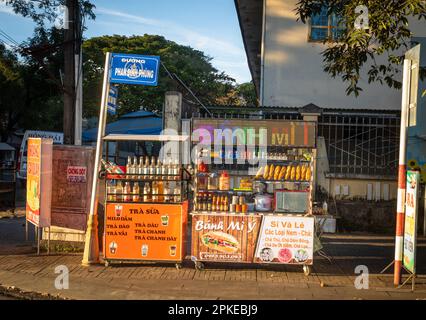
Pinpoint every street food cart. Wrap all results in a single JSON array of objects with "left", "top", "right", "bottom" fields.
[
  {"left": 190, "top": 118, "right": 317, "bottom": 275},
  {"left": 102, "top": 134, "right": 191, "bottom": 268}
]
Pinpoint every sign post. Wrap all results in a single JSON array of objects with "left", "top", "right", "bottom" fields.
[
  {"left": 400, "top": 170, "right": 420, "bottom": 291},
  {"left": 107, "top": 86, "right": 118, "bottom": 115},
  {"left": 82, "top": 52, "right": 160, "bottom": 266},
  {"left": 82, "top": 52, "right": 111, "bottom": 266}
]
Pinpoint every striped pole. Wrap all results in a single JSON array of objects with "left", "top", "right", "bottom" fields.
[{"left": 394, "top": 59, "right": 411, "bottom": 286}]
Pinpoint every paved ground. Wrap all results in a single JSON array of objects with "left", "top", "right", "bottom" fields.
[{"left": 0, "top": 217, "right": 426, "bottom": 300}]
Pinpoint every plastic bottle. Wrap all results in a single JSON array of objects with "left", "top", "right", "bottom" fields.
[{"left": 219, "top": 171, "right": 230, "bottom": 191}]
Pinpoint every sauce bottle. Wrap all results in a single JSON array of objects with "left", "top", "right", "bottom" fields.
[{"left": 219, "top": 171, "right": 230, "bottom": 191}]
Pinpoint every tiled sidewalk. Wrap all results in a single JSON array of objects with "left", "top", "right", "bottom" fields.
[{"left": 0, "top": 249, "right": 425, "bottom": 299}]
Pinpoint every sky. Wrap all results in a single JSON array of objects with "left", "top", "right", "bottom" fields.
[{"left": 0, "top": 0, "right": 251, "bottom": 83}]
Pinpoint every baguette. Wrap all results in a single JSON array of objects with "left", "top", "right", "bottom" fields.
[
  {"left": 278, "top": 166, "right": 286, "bottom": 180},
  {"left": 296, "top": 165, "right": 301, "bottom": 181},
  {"left": 301, "top": 165, "right": 307, "bottom": 180},
  {"left": 263, "top": 165, "right": 269, "bottom": 180},
  {"left": 255, "top": 166, "right": 264, "bottom": 179},
  {"left": 273, "top": 165, "right": 281, "bottom": 180},
  {"left": 290, "top": 166, "right": 296, "bottom": 180},
  {"left": 285, "top": 165, "right": 292, "bottom": 180},
  {"left": 268, "top": 164, "right": 275, "bottom": 180}
]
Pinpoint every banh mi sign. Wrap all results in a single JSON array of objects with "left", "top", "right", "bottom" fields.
[
  {"left": 192, "top": 119, "right": 316, "bottom": 148},
  {"left": 191, "top": 213, "right": 262, "bottom": 263}
]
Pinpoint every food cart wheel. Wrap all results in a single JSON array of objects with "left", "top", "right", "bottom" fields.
[
  {"left": 195, "top": 261, "right": 205, "bottom": 271},
  {"left": 104, "top": 260, "right": 110, "bottom": 267},
  {"left": 175, "top": 263, "right": 182, "bottom": 270},
  {"left": 303, "top": 265, "right": 311, "bottom": 276}
]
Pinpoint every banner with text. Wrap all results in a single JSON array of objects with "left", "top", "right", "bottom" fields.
[
  {"left": 191, "top": 213, "right": 262, "bottom": 263},
  {"left": 403, "top": 171, "right": 420, "bottom": 274},
  {"left": 254, "top": 215, "right": 314, "bottom": 265},
  {"left": 104, "top": 202, "right": 187, "bottom": 261}
]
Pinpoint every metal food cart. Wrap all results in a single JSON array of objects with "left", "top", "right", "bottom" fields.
[
  {"left": 189, "top": 118, "right": 317, "bottom": 275},
  {"left": 101, "top": 134, "right": 191, "bottom": 269}
]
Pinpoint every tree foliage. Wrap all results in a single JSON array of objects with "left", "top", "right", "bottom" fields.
[
  {"left": 2, "top": 0, "right": 95, "bottom": 28},
  {"left": 295, "top": 0, "right": 426, "bottom": 96},
  {"left": 0, "top": 42, "right": 63, "bottom": 141},
  {"left": 82, "top": 34, "right": 246, "bottom": 118}
]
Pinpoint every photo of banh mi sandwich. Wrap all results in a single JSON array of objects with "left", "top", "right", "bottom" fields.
[{"left": 200, "top": 231, "right": 240, "bottom": 253}]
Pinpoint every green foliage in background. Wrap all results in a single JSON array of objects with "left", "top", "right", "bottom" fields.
[{"left": 296, "top": 0, "right": 426, "bottom": 96}]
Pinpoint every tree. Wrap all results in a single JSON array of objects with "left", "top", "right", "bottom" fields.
[
  {"left": 295, "top": 0, "right": 426, "bottom": 96},
  {"left": 236, "top": 82, "right": 257, "bottom": 106},
  {"left": 82, "top": 34, "right": 237, "bottom": 118},
  {"left": 0, "top": 41, "right": 64, "bottom": 142}
]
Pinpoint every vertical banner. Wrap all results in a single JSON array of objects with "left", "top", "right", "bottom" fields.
[
  {"left": 26, "top": 138, "right": 41, "bottom": 226},
  {"left": 254, "top": 215, "right": 314, "bottom": 265},
  {"left": 26, "top": 138, "right": 53, "bottom": 227},
  {"left": 403, "top": 171, "right": 420, "bottom": 274}
]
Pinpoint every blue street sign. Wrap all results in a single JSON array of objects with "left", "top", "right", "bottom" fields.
[
  {"left": 107, "top": 86, "right": 118, "bottom": 115},
  {"left": 109, "top": 53, "right": 160, "bottom": 86}
]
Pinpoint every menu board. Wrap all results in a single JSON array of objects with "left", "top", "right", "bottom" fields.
[
  {"left": 26, "top": 138, "right": 52, "bottom": 227},
  {"left": 254, "top": 215, "right": 314, "bottom": 265},
  {"left": 191, "top": 213, "right": 261, "bottom": 263},
  {"left": 104, "top": 202, "right": 187, "bottom": 261},
  {"left": 403, "top": 171, "right": 419, "bottom": 274},
  {"left": 50, "top": 145, "right": 95, "bottom": 231}
]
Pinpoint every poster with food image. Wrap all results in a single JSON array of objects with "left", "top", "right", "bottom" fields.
[
  {"left": 26, "top": 138, "right": 52, "bottom": 227},
  {"left": 254, "top": 215, "right": 314, "bottom": 265},
  {"left": 191, "top": 213, "right": 262, "bottom": 262}
]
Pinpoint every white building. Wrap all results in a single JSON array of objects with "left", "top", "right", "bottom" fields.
[
  {"left": 234, "top": 0, "right": 426, "bottom": 205},
  {"left": 235, "top": 0, "right": 426, "bottom": 109}
]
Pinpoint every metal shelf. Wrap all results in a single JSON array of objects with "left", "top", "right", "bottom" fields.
[
  {"left": 103, "top": 134, "right": 189, "bottom": 141},
  {"left": 254, "top": 179, "right": 310, "bottom": 184},
  {"left": 106, "top": 200, "right": 186, "bottom": 205},
  {"left": 197, "top": 189, "right": 254, "bottom": 194}
]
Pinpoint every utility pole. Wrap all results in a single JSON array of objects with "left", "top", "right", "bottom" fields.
[
  {"left": 74, "top": 1, "right": 83, "bottom": 146},
  {"left": 63, "top": 0, "right": 78, "bottom": 145}
]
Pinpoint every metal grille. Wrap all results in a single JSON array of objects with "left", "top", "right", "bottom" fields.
[{"left": 318, "top": 113, "right": 400, "bottom": 177}]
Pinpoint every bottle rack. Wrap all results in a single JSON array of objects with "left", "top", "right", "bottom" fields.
[{"left": 105, "top": 168, "right": 192, "bottom": 205}]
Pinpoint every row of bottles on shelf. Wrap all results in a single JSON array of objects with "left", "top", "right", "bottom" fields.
[
  {"left": 107, "top": 180, "right": 182, "bottom": 202},
  {"left": 200, "top": 148, "right": 312, "bottom": 162},
  {"left": 195, "top": 192, "right": 249, "bottom": 213},
  {"left": 126, "top": 156, "right": 181, "bottom": 180}
]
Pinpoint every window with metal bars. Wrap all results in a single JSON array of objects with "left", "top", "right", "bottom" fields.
[{"left": 308, "top": 6, "right": 345, "bottom": 42}]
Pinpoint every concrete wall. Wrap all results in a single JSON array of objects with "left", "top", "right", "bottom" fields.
[
  {"left": 328, "top": 178, "right": 397, "bottom": 201},
  {"left": 262, "top": 0, "right": 426, "bottom": 109}
]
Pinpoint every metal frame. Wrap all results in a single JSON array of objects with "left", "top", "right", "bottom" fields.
[
  {"left": 193, "top": 107, "right": 400, "bottom": 180},
  {"left": 318, "top": 113, "right": 399, "bottom": 177}
]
